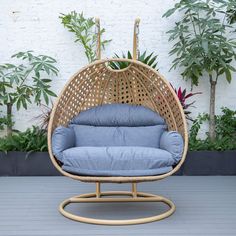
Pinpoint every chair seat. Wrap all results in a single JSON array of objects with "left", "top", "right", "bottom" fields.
[{"left": 62, "top": 146, "right": 175, "bottom": 177}]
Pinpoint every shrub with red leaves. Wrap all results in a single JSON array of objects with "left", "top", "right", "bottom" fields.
[{"left": 170, "top": 84, "right": 202, "bottom": 121}]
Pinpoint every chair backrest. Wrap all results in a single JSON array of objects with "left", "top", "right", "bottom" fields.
[
  {"left": 69, "top": 104, "right": 167, "bottom": 148},
  {"left": 70, "top": 103, "right": 165, "bottom": 127}
]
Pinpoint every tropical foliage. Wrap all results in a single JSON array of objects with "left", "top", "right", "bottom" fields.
[
  {"left": 189, "top": 107, "right": 236, "bottom": 151},
  {"left": 0, "top": 126, "right": 48, "bottom": 153},
  {"left": 163, "top": 0, "right": 236, "bottom": 141},
  {"left": 109, "top": 51, "right": 158, "bottom": 70},
  {"left": 0, "top": 51, "right": 58, "bottom": 135},
  {"left": 170, "top": 84, "right": 201, "bottom": 121},
  {"left": 60, "top": 11, "right": 111, "bottom": 62},
  {"left": 226, "top": 0, "right": 236, "bottom": 25}
]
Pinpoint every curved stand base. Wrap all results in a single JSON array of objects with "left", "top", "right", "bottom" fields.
[{"left": 59, "top": 190, "right": 175, "bottom": 225}]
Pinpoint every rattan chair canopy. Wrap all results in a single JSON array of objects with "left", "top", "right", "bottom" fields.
[{"left": 48, "top": 18, "right": 188, "bottom": 225}]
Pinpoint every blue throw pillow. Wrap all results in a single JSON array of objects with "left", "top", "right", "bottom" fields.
[
  {"left": 70, "top": 125, "right": 167, "bottom": 148},
  {"left": 160, "top": 131, "right": 184, "bottom": 163},
  {"left": 70, "top": 103, "right": 165, "bottom": 127},
  {"left": 51, "top": 126, "right": 75, "bottom": 161}
]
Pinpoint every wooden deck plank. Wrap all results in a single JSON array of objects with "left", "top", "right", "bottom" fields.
[{"left": 0, "top": 176, "right": 236, "bottom": 236}]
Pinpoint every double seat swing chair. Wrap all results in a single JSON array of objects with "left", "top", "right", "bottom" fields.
[{"left": 48, "top": 18, "right": 188, "bottom": 225}]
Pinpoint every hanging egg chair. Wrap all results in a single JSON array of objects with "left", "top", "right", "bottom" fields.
[{"left": 48, "top": 18, "right": 188, "bottom": 225}]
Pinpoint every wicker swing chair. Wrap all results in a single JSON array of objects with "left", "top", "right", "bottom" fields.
[{"left": 48, "top": 18, "right": 188, "bottom": 225}]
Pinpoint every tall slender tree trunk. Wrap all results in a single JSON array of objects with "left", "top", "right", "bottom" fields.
[
  {"left": 6, "top": 103, "right": 13, "bottom": 136},
  {"left": 209, "top": 76, "right": 217, "bottom": 141}
]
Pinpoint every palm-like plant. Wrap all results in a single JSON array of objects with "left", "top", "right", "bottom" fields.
[{"left": 109, "top": 51, "right": 158, "bottom": 70}]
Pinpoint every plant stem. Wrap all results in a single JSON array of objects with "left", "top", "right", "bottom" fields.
[
  {"left": 19, "top": 67, "right": 35, "bottom": 87},
  {"left": 209, "top": 74, "right": 217, "bottom": 141},
  {"left": 6, "top": 103, "right": 13, "bottom": 136},
  {"left": 189, "top": 12, "right": 198, "bottom": 37},
  {"left": 197, "top": 12, "right": 202, "bottom": 35}
]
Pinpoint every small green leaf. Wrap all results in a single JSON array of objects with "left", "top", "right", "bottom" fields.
[
  {"left": 43, "top": 91, "right": 49, "bottom": 105},
  {"left": 225, "top": 69, "right": 232, "bottom": 83},
  {"left": 45, "top": 89, "right": 57, "bottom": 97},
  {"left": 162, "top": 8, "right": 176, "bottom": 18}
]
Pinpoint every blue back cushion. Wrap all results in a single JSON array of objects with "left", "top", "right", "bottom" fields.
[
  {"left": 52, "top": 104, "right": 168, "bottom": 161},
  {"left": 70, "top": 125, "right": 167, "bottom": 148},
  {"left": 70, "top": 104, "right": 165, "bottom": 127}
]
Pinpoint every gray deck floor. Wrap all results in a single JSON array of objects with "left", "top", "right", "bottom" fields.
[{"left": 0, "top": 176, "right": 236, "bottom": 236}]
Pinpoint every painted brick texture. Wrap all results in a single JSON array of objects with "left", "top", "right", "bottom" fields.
[{"left": 0, "top": 0, "right": 235, "bottom": 133}]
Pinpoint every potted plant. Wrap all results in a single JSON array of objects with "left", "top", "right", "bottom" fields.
[
  {"left": 0, "top": 51, "right": 59, "bottom": 176},
  {"left": 163, "top": 0, "right": 236, "bottom": 175},
  {"left": 0, "top": 126, "right": 59, "bottom": 175},
  {"left": 4, "top": 11, "right": 113, "bottom": 176},
  {"left": 184, "top": 108, "right": 236, "bottom": 175}
]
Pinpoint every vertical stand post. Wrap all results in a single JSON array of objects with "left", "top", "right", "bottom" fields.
[
  {"left": 96, "top": 182, "right": 101, "bottom": 198},
  {"left": 95, "top": 18, "right": 101, "bottom": 60},
  {"left": 133, "top": 18, "right": 140, "bottom": 60},
  {"left": 132, "top": 183, "right": 137, "bottom": 198}
]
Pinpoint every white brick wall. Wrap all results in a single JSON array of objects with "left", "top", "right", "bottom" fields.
[{"left": 0, "top": 0, "right": 235, "bottom": 133}]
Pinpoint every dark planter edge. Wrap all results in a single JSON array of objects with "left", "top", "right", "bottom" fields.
[
  {"left": 184, "top": 150, "right": 236, "bottom": 176},
  {"left": 0, "top": 150, "right": 236, "bottom": 176},
  {"left": 0, "top": 151, "right": 60, "bottom": 176}
]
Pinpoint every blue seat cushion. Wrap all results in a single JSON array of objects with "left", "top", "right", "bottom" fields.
[
  {"left": 70, "top": 103, "right": 165, "bottom": 127},
  {"left": 61, "top": 146, "right": 175, "bottom": 176},
  {"left": 70, "top": 125, "right": 166, "bottom": 148}
]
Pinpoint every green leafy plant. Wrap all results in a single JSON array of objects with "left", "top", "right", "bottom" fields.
[
  {"left": 0, "top": 51, "right": 58, "bottom": 135},
  {"left": 0, "top": 126, "right": 48, "bottom": 154},
  {"left": 163, "top": 0, "right": 236, "bottom": 141},
  {"left": 109, "top": 51, "right": 158, "bottom": 70},
  {"left": 189, "top": 107, "right": 236, "bottom": 151},
  {"left": 0, "top": 113, "right": 13, "bottom": 131},
  {"left": 226, "top": 0, "right": 236, "bottom": 25},
  {"left": 60, "top": 11, "right": 111, "bottom": 63}
]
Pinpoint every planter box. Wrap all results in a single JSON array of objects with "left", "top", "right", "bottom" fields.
[
  {"left": 0, "top": 150, "right": 236, "bottom": 176},
  {"left": 0, "top": 151, "right": 60, "bottom": 176},
  {"left": 184, "top": 151, "right": 236, "bottom": 175},
  {"left": 0, "top": 152, "right": 17, "bottom": 175}
]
